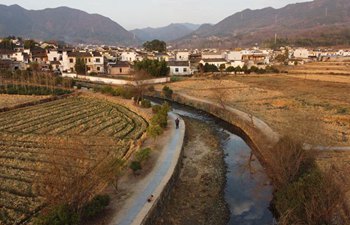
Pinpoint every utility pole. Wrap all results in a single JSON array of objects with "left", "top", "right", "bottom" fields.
[{"left": 275, "top": 33, "right": 277, "bottom": 45}]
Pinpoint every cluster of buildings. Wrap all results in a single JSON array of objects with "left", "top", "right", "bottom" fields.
[{"left": 0, "top": 37, "right": 349, "bottom": 77}]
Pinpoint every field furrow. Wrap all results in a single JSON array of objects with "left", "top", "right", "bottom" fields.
[{"left": 0, "top": 95, "right": 147, "bottom": 223}]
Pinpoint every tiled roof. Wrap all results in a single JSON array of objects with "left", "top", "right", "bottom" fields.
[
  {"left": 67, "top": 52, "right": 91, "bottom": 58},
  {"left": 0, "top": 49, "right": 16, "bottom": 55},
  {"left": 109, "top": 61, "right": 130, "bottom": 68},
  {"left": 168, "top": 61, "right": 190, "bottom": 67},
  {"left": 201, "top": 58, "right": 227, "bottom": 62},
  {"left": 92, "top": 51, "right": 102, "bottom": 57}
]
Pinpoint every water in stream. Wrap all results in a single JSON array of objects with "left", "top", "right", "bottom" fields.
[{"left": 172, "top": 104, "right": 274, "bottom": 225}]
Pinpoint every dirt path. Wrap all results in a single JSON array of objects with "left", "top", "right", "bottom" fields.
[{"left": 153, "top": 118, "right": 229, "bottom": 225}]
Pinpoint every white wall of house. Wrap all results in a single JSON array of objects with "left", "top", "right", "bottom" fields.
[
  {"left": 230, "top": 60, "right": 245, "bottom": 68},
  {"left": 47, "top": 50, "right": 63, "bottom": 62},
  {"left": 92, "top": 56, "right": 104, "bottom": 73},
  {"left": 0, "top": 53, "right": 12, "bottom": 60},
  {"left": 11, "top": 52, "right": 27, "bottom": 63},
  {"left": 175, "top": 52, "right": 189, "bottom": 61},
  {"left": 169, "top": 66, "right": 191, "bottom": 76},
  {"left": 338, "top": 50, "right": 350, "bottom": 57},
  {"left": 201, "top": 53, "right": 224, "bottom": 59},
  {"left": 61, "top": 73, "right": 170, "bottom": 85},
  {"left": 61, "top": 52, "right": 75, "bottom": 72},
  {"left": 226, "top": 51, "right": 242, "bottom": 61},
  {"left": 293, "top": 48, "right": 309, "bottom": 59},
  {"left": 121, "top": 52, "right": 138, "bottom": 62}
]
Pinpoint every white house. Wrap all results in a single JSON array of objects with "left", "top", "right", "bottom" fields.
[
  {"left": 230, "top": 60, "right": 245, "bottom": 68},
  {"left": 0, "top": 49, "right": 15, "bottom": 60},
  {"left": 168, "top": 61, "right": 191, "bottom": 76},
  {"left": 11, "top": 52, "right": 30, "bottom": 64},
  {"left": 338, "top": 50, "right": 350, "bottom": 57},
  {"left": 226, "top": 51, "right": 243, "bottom": 61},
  {"left": 293, "top": 48, "right": 309, "bottom": 59},
  {"left": 175, "top": 51, "right": 189, "bottom": 61},
  {"left": 201, "top": 52, "right": 225, "bottom": 59},
  {"left": 121, "top": 51, "right": 140, "bottom": 62},
  {"left": 47, "top": 50, "right": 63, "bottom": 62},
  {"left": 91, "top": 51, "right": 104, "bottom": 73}
]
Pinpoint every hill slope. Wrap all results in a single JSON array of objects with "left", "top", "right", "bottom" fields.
[
  {"left": 174, "top": 0, "right": 350, "bottom": 48},
  {"left": 131, "top": 23, "right": 201, "bottom": 42},
  {"left": 0, "top": 4, "right": 138, "bottom": 45}
]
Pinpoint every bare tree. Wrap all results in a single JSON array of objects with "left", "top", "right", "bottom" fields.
[
  {"left": 35, "top": 137, "right": 124, "bottom": 212},
  {"left": 210, "top": 79, "right": 229, "bottom": 110}
]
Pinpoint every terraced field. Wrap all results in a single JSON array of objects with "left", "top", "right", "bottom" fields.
[
  {"left": 0, "top": 96, "right": 148, "bottom": 224},
  {"left": 0, "top": 95, "right": 50, "bottom": 110}
]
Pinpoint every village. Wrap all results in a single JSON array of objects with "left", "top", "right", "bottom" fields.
[{"left": 1, "top": 37, "right": 350, "bottom": 81}]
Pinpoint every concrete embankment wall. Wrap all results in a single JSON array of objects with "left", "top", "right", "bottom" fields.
[
  {"left": 135, "top": 113, "right": 185, "bottom": 225},
  {"left": 151, "top": 92, "right": 280, "bottom": 170}
]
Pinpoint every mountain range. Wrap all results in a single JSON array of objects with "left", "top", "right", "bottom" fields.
[
  {"left": 0, "top": 0, "right": 350, "bottom": 48},
  {"left": 130, "top": 23, "right": 201, "bottom": 42},
  {"left": 173, "top": 0, "right": 350, "bottom": 48},
  {"left": 0, "top": 4, "right": 138, "bottom": 45}
]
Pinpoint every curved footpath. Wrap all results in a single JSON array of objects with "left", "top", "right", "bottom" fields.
[{"left": 109, "top": 112, "right": 185, "bottom": 225}]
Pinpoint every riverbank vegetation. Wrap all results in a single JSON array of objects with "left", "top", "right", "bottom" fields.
[{"left": 267, "top": 137, "right": 349, "bottom": 224}]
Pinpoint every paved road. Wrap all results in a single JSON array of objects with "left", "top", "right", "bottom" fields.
[{"left": 111, "top": 112, "right": 185, "bottom": 225}]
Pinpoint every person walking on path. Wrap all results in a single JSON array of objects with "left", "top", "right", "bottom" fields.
[{"left": 175, "top": 118, "right": 180, "bottom": 129}]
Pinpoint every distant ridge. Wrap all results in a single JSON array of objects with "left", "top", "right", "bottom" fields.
[
  {"left": 131, "top": 23, "right": 201, "bottom": 42},
  {"left": 0, "top": 4, "right": 139, "bottom": 45},
  {"left": 174, "top": 0, "right": 350, "bottom": 48}
]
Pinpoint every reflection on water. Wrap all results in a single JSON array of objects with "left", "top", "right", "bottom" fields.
[
  {"left": 171, "top": 105, "right": 274, "bottom": 225},
  {"left": 221, "top": 131, "right": 273, "bottom": 225}
]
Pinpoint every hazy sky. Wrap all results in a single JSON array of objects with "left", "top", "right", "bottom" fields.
[{"left": 0, "top": 0, "right": 310, "bottom": 30}]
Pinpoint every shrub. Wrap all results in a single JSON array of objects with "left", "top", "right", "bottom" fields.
[
  {"left": 81, "top": 195, "right": 110, "bottom": 220},
  {"left": 140, "top": 99, "right": 151, "bottom": 108},
  {"left": 98, "top": 86, "right": 118, "bottom": 96},
  {"left": 119, "top": 87, "right": 135, "bottom": 99},
  {"left": 151, "top": 113, "right": 168, "bottom": 128},
  {"left": 130, "top": 161, "right": 142, "bottom": 173},
  {"left": 170, "top": 76, "right": 181, "bottom": 82},
  {"left": 225, "top": 66, "right": 235, "bottom": 72},
  {"left": 275, "top": 168, "right": 344, "bottom": 225},
  {"left": 135, "top": 148, "right": 152, "bottom": 162},
  {"left": 337, "top": 107, "right": 348, "bottom": 114},
  {"left": 147, "top": 124, "right": 163, "bottom": 139},
  {"left": 203, "top": 63, "right": 219, "bottom": 72},
  {"left": 162, "top": 86, "right": 173, "bottom": 99},
  {"left": 34, "top": 205, "right": 80, "bottom": 225},
  {"left": 152, "top": 105, "right": 161, "bottom": 114},
  {"left": 0, "top": 84, "right": 71, "bottom": 96},
  {"left": 134, "top": 59, "right": 169, "bottom": 77}
]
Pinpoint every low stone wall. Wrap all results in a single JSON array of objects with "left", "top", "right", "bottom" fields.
[{"left": 62, "top": 73, "right": 170, "bottom": 86}]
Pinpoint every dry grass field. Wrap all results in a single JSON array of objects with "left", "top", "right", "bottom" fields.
[
  {"left": 0, "top": 94, "right": 50, "bottom": 109},
  {"left": 163, "top": 75, "right": 350, "bottom": 146},
  {"left": 0, "top": 95, "right": 148, "bottom": 224},
  {"left": 159, "top": 61, "right": 350, "bottom": 207}
]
